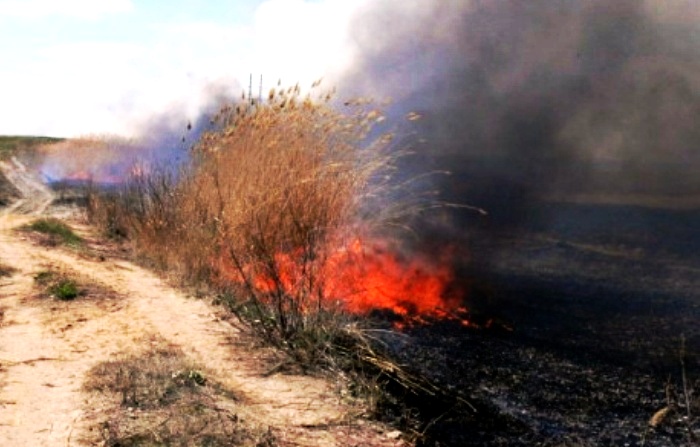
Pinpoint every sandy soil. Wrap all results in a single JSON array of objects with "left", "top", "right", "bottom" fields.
[{"left": 0, "top": 165, "right": 405, "bottom": 446}]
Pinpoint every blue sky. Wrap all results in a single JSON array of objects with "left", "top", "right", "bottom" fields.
[{"left": 0, "top": 0, "right": 362, "bottom": 137}]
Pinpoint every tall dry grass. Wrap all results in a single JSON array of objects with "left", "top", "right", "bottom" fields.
[
  {"left": 87, "top": 87, "right": 401, "bottom": 347},
  {"left": 197, "top": 92, "right": 397, "bottom": 341}
]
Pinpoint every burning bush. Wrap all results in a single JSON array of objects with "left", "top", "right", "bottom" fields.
[
  {"left": 87, "top": 85, "right": 469, "bottom": 358},
  {"left": 195, "top": 90, "right": 397, "bottom": 341},
  {"left": 84, "top": 85, "right": 480, "bottom": 436}
]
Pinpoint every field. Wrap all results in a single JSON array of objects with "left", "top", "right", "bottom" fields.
[
  {"left": 1, "top": 124, "right": 699, "bottom": 446},
  {"left": 0, "top": 135, "right": 63, "bottom": 160},
  {"left": 0, "top": 130, "right": 410, "bottom": 447},
  {"left": 398, "top": 201, "right": 700, "bottom": 445}
]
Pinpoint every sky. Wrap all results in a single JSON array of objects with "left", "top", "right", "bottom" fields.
[
  {"left": 3, "top": 0, "right": 700, "bottom": 201},
  {"left": 0, "top": 0, "right": 363, "bottom": 137}
]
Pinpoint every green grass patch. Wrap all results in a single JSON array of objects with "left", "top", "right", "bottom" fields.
[
  {"left": 22, "top": 218, "right": 83, "bottom": 247},
  {"left": 50, "top": 279, "right": 79, "bottom": 300},
  {"left": 34, "top": 269, "right": 84, "bottom": 301},
  {"left": 84, "top": 346, "right": 275, "bottom": 447}
]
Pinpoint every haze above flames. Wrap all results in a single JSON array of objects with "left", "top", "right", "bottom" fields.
[{"left": 5, "top": 0, "right": 700, "bottom": 204}]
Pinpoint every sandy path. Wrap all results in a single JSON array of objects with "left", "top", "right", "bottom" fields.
[{"left": 0, "top": 212, "right": 404, "bottom": 446}]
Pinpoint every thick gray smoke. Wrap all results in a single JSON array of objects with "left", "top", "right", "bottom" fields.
[{"left": 339, "top": 0, "right": 700, "bottom": 224}]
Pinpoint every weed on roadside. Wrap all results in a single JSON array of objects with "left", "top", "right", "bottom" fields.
[
  {"left": 21, "top": 217, "right": 83, "bottom": 247},
  {"left": 83, "top": 345, "right": 276, "bottom": 447},
  {"left": 34, "top": 268, "right": 84, "bottom": 300}
]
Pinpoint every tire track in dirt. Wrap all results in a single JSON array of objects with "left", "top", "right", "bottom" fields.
[
  {"left": 0, "top": 232, "right": 80, "bottom": 443},
  {"left": 0, "top": 213, "right": 405, "bottom": 446},
  {"left": 0, "top": 157, "right": 53, "bottom": 215}
]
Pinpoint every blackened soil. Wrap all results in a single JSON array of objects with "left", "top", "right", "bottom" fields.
[{"left": 389, "top": 202, "right": 700, "bottom": 446}]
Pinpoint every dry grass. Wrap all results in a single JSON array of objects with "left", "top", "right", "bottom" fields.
[
  {"left": 83, "top": 345, "right": 275, "bottom": 446},
  {"left": 643, "top": 338, "right": 699, "bottom": 445},
  {"left": 87, "top": 87, "right": 402, "bottom": 337}
]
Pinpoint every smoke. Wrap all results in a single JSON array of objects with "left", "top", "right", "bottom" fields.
[
  {"left": 35, "top": 0, "right": 700, "bottom": 227},
  {"left": 37, "top": 81, "right": 239, "bottom": 184},
  {"left": 338, "top": 0, "right": 700, "bottom": 225}
]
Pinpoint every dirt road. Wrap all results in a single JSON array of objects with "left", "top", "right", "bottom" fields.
[
  {"left": 0, "top": 157, "right": 53, "bottom": 215},
  {"left": 0, "top": 210, "right": 403, "bottom": 443}
]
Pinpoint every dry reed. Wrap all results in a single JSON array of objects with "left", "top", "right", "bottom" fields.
[{"left": 85, "top": 87, "right": 466, "bottom": 430}]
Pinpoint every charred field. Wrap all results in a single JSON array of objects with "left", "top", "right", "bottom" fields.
[{"left": 391, "top": 200, "right": 700, "bottom": 446}]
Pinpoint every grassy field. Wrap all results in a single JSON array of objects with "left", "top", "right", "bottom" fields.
[{"left": 0, "top": 135, "right": 63, "bottom": 160}]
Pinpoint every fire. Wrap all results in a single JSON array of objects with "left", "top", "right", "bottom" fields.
[
  {"left": 46, "top": 170, "right": 123, "bottom": 185},
  {"left": 325, "top": 240, "right": 463, "bottom": 319},
  {"left": 217, "top": 238, "right": 473, "bottom": 328},
  {"left": 37, "top": 137, "right": 158, "bottom": 186}
]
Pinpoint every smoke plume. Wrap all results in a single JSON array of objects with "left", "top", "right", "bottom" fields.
[
  {"left": 339, "top": 0, "right": 700, "bottom": 225},
  {"left": 37, "top": 81, "right": 239, "bottom": 184}
]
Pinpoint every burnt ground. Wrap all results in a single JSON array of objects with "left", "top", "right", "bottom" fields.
[{"left": 387, "top": 202, "right": 700, "bottom": 446}]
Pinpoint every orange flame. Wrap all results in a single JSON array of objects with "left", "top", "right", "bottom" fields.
[{"left": 216, "top": 238, "right": 473, "bottom": 328}]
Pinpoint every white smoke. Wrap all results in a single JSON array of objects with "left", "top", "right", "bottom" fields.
[{"left": 0, "top": 0, "right": 364, "bottom": 138}]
